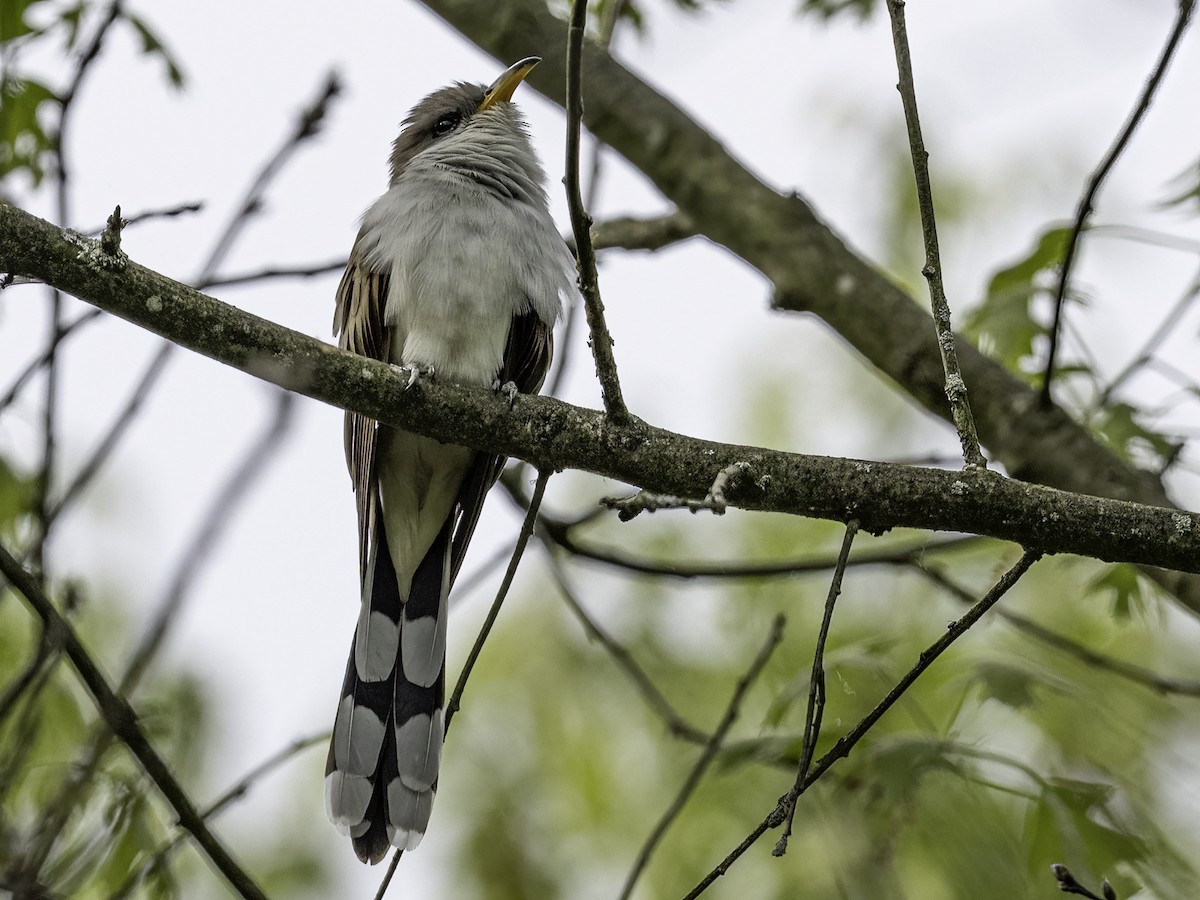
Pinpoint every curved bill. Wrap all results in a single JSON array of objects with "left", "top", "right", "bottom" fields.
[{"left": 479, "top": 57, "right": 541, "bottom": 110}]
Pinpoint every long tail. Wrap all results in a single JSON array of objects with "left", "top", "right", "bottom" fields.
[{"left": 325, "top": 512, "right": 450, "bottom": 864}]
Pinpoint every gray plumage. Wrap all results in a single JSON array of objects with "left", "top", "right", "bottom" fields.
[{"left": 324, "top": 58, "right": 575, "bottom": 864}]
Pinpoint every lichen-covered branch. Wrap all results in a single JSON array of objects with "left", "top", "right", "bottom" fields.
[{"left": 3, "top": 203, "right": 1200, "bottom": 581}]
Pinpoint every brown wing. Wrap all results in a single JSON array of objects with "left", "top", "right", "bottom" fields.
[
  {"left": 447, "top": 309, "right": 555, "bottom": 584},
  {"left": 333, "top": 242, "right": 392, "bottom": 581}
]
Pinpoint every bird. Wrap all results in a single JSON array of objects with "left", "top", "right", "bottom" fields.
[{"left": 324, "top": 57, "right": 576, "bottom": 864}]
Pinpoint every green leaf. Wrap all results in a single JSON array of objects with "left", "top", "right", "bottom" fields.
[
  {"left": 797, "top": 0, "right": 878, "bottom": 21},
  {"left": 0, "top": 75, "right": 59, "bottom": 184},
  {"left": 122, "top": 12, "right": 185, "bottom": 88},
  {"left": 0, "top": 0, "right": 45, "bottom": 43},
  {"left": 966, "top": 225, "right": 1072, "bottom": 375},
  {"left": 1086, "top": 564, "right": 1145, "bottom": 620},
  {"left": 0, "top": 455, "right": 36, "bottom": 535},
  {"left": 1090, "top": 401, "right": 1179, "bottom": 470},
  {"left": 58, "top": 0, "right": 86, "bottom": 50},
  {"left": 972, "top": 659, "right": 1042, "bottom": 710}
]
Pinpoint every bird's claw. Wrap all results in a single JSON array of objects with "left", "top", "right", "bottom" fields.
[
  {"left": 402, "top": 364, "right": 435, "bottom": 391},
  {"left": 493, "top": 379, "right": 520, "bottom": 408}
]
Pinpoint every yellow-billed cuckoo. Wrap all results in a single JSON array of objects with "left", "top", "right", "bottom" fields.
[{"left": 325, "top": 58, "right": 575, "bottom": 864}]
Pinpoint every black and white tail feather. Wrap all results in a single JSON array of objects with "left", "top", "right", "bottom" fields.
[{"left": 323, "top": 60, "right": 571, "bottom": 865}]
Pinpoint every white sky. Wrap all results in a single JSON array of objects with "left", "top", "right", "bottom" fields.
[{"left": 3, "top": 0, "right": 1200, "bottom": 896}]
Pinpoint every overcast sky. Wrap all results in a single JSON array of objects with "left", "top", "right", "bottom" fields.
[{"left": 4, "top": 0, "right": 1200, "bottom": 895}]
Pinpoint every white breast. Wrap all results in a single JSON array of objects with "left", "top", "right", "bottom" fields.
[{"left": 357, "top": 165, "right": 573, "bottom": 385}]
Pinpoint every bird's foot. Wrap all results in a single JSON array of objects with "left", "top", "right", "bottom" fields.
[
  {"left": 402, "top": 364, "right": 435, "bottom": 391},
  {"left": 493, "top": 379, "right": 520, "bottom": 408}
]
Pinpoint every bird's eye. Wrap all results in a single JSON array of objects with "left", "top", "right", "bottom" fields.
[{"left": 432, "top": 113, "right": 460, "bottom": 136}]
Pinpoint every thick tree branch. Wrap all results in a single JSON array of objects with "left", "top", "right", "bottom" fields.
[
  {"left": 3, "top": 204, "right": 1199, "bottom": 580},
  {"left": 413, "top": 0, "right": 1200, "bottom": 611}
]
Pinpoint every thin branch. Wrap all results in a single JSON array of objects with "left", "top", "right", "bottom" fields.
[
  {"left": 1097, "top": 267, "right": 1200, "bottom": 408},
  {"left": 0, "top": 310, "right": 103, "bottom": 414},
  {"left": 372, "top": 852, "right": 404, "bottom": 900},
  {"left": 35, "top": 0, "right": 126, "bottom": 571},
  {"left": 109, "top": 732, "right": 326, "bottom": 900},
  {"left": 911, "top": 561, "right": 1200, "bottom": 698},
  {"left": 0, "top": 543, "right": 267, "bottom": 900},
  {"left": 0, "top": 623, "right": 57, "bottom": 728},
  {"left": 1040, "top": 0, "right": 1196, "bottom": 405},
  {"left": 541, "top": 548, "right": 709, "bottom": 744},
  {"left": 541, "top": 514, "right": 977, "bottom": 580},
  {"left": 197, "top": 258, "right": 348, "bottom": 291},
  {"left": 42, "top": 341, "right": 172, "bottom": 528},
  {"left": 87, "top": 201, "right": 203, "bottom": 234},
  {"left": 564, "top": 0, "right": 629, "bottom": 424},
  {"left": 124, "top": 390, "right": 295, "bottom": 689},
  {"left": 1051, "top": 863, "right": 1117, "bottom": 900},
  {"left": 198, "top": 71, "right": 341, "bottom": 279},
  {"left": 774, "top": 520, "right": 858, "bottom": 857},
  {"left": 39, "top": 70, "right": 343, "bottom": 532},
  {"left": 445, "top": 468, "right": 551, "bottom": 732},
  {"left": 681, "top": 549, "right": 1041, "bottom": 900},
  {"left": 617, "top": 614, "right": 784, "bottom": 900},
  {"left": 886, "top": 0, "right": 984, "bottom": 469},
  {"left": 19, "top": 391, "right": 297, "bottom": 875},
  {"left": 566, "top": 211, "right": 698, "bottom": 255}
]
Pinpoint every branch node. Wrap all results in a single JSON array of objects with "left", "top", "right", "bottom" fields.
[
  {"left": 601, "top": 461, "right": 753, "bottom": 521},
  {"left": 100, "top": 204, "right": 125, "bottom": 257},
  {"left": 64, "top": 226, "right": 126, "bottom": 274}
]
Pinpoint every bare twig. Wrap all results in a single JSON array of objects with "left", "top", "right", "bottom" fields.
[
  {"left": 445, "top": 468, "right": 551, "bottom": 732},
  {"left": 1041, "top": 0, "right": 1196, "bottom": 405},
  {"left": 564, "top": 0, "right": 629, "bottom": 424},
  {"left": 198, "top": 258, "right": 348, "bottom": 291},
  {"left": 42, "top": 341, "right": 172, "bottom": 528},
  {"left": 774, "top": 520, "right": 858, "bottom": 856},
  {"left": 198, "top": 71, "right": 341, "bottom": 278},
  {"left": 1051, "top": 863, "right": 1117, "bottom": 900},
  {"left": 681, "top": 549, "right": 1040, "bottom": 899},
  {"left": 109, "top": 731, "right": 325, "bottom": 899},
  {"left": 39, "top": 71, "right": 343, "bottom": 534},
  {"left": 885, "top": 0, "right": 984, "bottom": 469},
  {"left": 0, "top": 544, "right": 267, "bottom": 900},
  {"left": 381, "top": 472, "right": 549, "bottom": 890},
  {"left": 1097, "top": 267, "right": 1200, "bottom": 409},
  {"left": 0, "top": 310, "right": 103, "bottom": 413},
  {"left": 539, "top": 517, "right": 976, "bottom": 581},
  {"left": 87, "top": 201, "right": 203, "bottom": 234},
  {"left": 541, "top": 548, "right": 708, "bottom": 744},
  {"left": 125, "top": 390, "right": 295, "bottom": 688},
  {"left": 19, "top": 391, "right": 297, "bottom": 875},
  {"left": 372, "top": 852, "right": 404, "bottom": 900},
  {"left": 35, "top": 0, "right": 127, "bottom": 571},
  {"left": 0, "top": 626, "right": 57, "bottom": 728},
  {"left": 617, "top": 614, "right": 784, "bottom": 900},
  {"left": 911, "top": 561, "right": 1200, "bottom": 698},
  {"left": 566, "top": 211, "right": 698, "bottom": 255},
  {"left": 603, "top": 462, "right": 754, "bottom": 521}
]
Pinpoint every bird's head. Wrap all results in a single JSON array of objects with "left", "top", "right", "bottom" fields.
[{"left": 388, "top": 57, "right": 542, "bottom": 189}]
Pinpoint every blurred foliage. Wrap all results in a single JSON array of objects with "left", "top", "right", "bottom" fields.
[
  {"left": 797, "top": 0, "right": 879, "bottom": 23},
  {"left": 3, "top": 0, "right": 1200, "bottom": 898},
  {"left": 964, "top": 225, "right": 1070, "bottom": 379},
  {"left": 0, "top": 0, "right": 182, "bottom": 188},
  {"left": 446, "top": 454, "right": 1200, "bottom": 900},
  {"left": 1162, "top": 158, "right": 1200, "bottom": 213},
  {"left": 0, "top": 510, "right": 332, "bottom": 897}
]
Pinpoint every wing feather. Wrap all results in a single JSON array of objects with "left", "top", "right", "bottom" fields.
[
  {"left": 449, "top": 310, "right": 554, "bottom": 584},
  {"left": 334, "top": 241, "right": 392, "bottom": 580}
]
